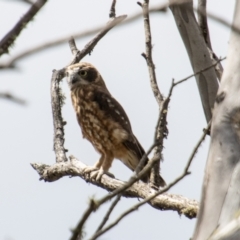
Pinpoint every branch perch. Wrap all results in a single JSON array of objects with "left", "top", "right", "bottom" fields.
[{"left": 31, "top": 156, "right": 198, "bottom": 219}]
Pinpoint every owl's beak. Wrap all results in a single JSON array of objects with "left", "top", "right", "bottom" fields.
[{"left": 67, "top": 73, "right": 78, "bottom": 89}]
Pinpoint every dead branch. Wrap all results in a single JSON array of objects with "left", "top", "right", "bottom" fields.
[
  {"left": 0, "top": 0, "right": 47, "bottom": 57},
  {"left": 138, "top": 0, "right": 166, "bottom": 189},
  {"left": 31, "top": 156, "right": 198, "bottom": 219}
]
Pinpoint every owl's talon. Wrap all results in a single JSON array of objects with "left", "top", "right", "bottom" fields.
[
  {"left": 83, "top": 166, "right": 98, "bottom": 174},
  {"left": 83, "top": 166, "right": 114, "bottom": 181}
]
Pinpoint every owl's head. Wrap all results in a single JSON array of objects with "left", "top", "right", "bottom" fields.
[{"left": 66, "top": 62, "right": 106, "bottom": 90}]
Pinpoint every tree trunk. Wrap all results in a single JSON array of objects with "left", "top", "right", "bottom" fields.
[{"left": 193, "top": 1, "right": 240, "bottom": 239}]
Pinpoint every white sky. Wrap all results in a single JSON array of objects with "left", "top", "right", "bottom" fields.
[{"left": 0, "top": 0, "right": 235, "bottom": 239}]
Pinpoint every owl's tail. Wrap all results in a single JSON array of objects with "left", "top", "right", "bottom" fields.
[{"left": 122, "top": 136, "right": 166, "bottom": 187}]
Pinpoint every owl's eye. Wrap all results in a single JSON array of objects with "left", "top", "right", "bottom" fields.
[{"left": 79, "top": 70, "right": 87, "bottom": 77}]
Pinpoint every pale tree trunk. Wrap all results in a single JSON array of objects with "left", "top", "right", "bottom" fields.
[
  {"left": 193, "top": 1, "right": 240, "bottom": 239},
  {"left": 169, "top": 0, "right": 219, "bottom": 122}
]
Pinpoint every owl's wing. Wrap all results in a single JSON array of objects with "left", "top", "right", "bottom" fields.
[
  {"left": 93, "top": 89, "right": 133, "bottom": 133},
  {"left": 93, "top": 88, "right": 149, "bottom": 172}
]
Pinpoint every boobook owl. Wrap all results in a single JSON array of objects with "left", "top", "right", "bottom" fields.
[{"left": 66, "top": 62, "right": 165, "bottom": 186}]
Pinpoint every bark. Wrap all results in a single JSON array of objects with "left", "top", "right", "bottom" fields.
[
  {"left": 169, "top": 0, "right": 219, "bottom": 122},
  {"left": 193, "top": 1, "right": 240, "bottom": 239}
]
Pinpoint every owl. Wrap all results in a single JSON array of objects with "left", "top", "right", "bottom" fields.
[{"left": 66, "top": 62, "right": 165, "bottom": 186}]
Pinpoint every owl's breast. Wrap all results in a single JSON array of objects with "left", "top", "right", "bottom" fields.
[{"left": 71, "top": 88, "right": 128, "bottom": 153}]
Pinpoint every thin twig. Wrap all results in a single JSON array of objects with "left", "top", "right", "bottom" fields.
[
  {"left": 0, "top": 0, "right": 47, "bottom": 57},
  {"left": 0, "top": 92, "right": 26, "bottom": 105},
  {"left": 69, "top": 37, "right": 79, "bottom": 56},
  {"left": 69, "top": 15, "right": 127, "bottom": 65},
  {"left": 140, "top": 0, "right": 164, "bottom": 105},
  {"left": 174, "top": 57, "right": 226, "bottom": 86},
  {"left": 96, "top": 195, "right": 121, "bottom": 232},
  {"left": 89, "top": 121, "right": 211, "bottom": 240},
  {"left": 70, "top": 199, "right": 96, "bottom": 240},
  {"left": 109, "top": 0, "right": 117, "bottom": 18}
]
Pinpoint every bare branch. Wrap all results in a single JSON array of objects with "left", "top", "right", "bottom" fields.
[
  {"left": 69, "top": 15, "right": 127, "bottom": 65},
  {"left": 51, "top": 69, "right": 68, "bottom": 163},
  {"left": 139, "top": 0, "right": 166, "bottom": 189},
  {"left": 174, "top": 57, "right": 226, "bottom": 87},
  {"left": 0, "top": 92, "right": 26, "bottom": 105},
  {"left": 70, "top": 199, "right": 96, "bottom": 240},
  {"left": 31, "top": 157, "right": 198, "bottom": 219},
  {"left": 109, "top": 0, "right": 117, "bottom": 18},
  {"left": 68, "top": 37, "right": 78, "bottom": 56},
  {"left": 195, "top": 6, "right": 240, "bottom": 35},
  {"left": 95, "top": 195, "right": 121, "bottom": 232},
  {"left": 0, "top": 0, "right": 47, "bottom": 57},
  {"left": 140, "top": 0, "right": 164, "bottom": 105}
]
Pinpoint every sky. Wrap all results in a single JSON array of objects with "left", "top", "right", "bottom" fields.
[{"left": 0, "top": 0, "right": 236, "bottom": 240}]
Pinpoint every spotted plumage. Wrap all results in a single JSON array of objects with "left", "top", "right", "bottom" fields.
[{"left": 66, "top": 62, "right": 165, "bottom": 186}]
